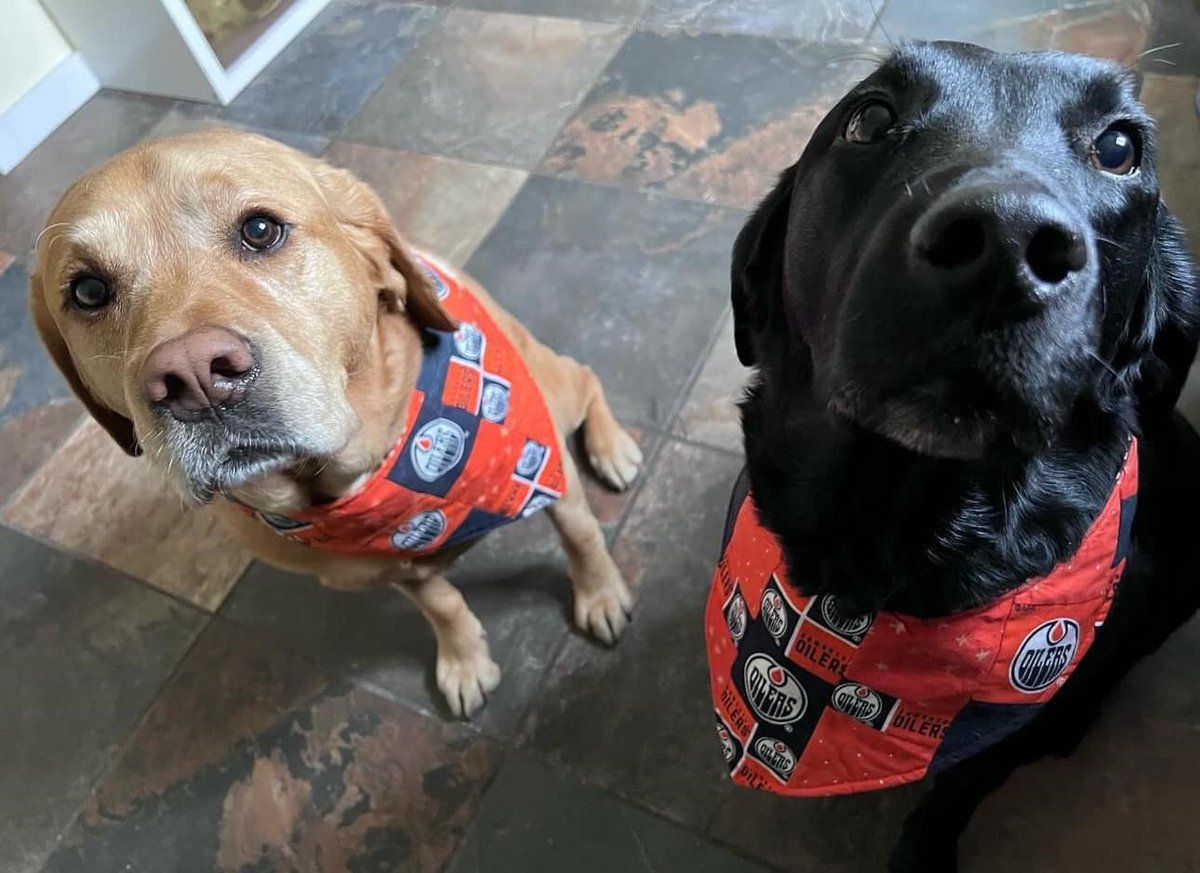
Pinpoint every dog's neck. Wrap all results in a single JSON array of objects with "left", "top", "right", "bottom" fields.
[
  {"left": 227, "top": 310, "right": 424, "bottom": 515},
  {"left": 740, "top": 364, "right": 1132, "bottom": 618}
]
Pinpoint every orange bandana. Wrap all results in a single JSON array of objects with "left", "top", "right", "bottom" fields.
[
  {"left": 246, "top": 255, "right": 565, "bottom": 557},
  {"left": 707, "top": 440, "right": 1138, "bottom": 796}
]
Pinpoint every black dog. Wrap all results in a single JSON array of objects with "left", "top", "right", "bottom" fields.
[{"left": 730, "top": 42, "right": 1200, "bottom": 870}]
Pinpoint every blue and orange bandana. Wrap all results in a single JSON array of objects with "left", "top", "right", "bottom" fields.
[
  {"left": 247, "top": 255, "right": 565, "bottom": 557},
  {"left": 707, "top": 440, "right": 1138, "bottom": 796}
]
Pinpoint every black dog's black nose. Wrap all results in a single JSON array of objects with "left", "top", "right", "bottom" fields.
[{"left": 911, "top": 186, "right": 1089, "bottom": 316}]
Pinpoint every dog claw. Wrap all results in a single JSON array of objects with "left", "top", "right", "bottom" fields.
[
  {"left": 589, "top": 430, "right": 643, "bottom": 491},
  {"left": 436, "top": 647, "right": 501, "bottom": 719}
]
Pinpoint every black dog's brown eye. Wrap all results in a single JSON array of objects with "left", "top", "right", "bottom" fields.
[
  {"left": 240, "top": 215, "right": 285, "bottom": 251},
  {"left": 844, "top": 100, "right": 896, "bottom": 144},
  {"left": 69, "top": 275, "right": 111, "bottom": 310},
  {"left": 1091, "top": 127, "right": 1139, "bottom": 175}
]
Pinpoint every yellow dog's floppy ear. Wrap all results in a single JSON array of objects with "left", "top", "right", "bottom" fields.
[
  {"left": 312, "top": 162, "right": 457, "bottom": 333},
  {"left": 29, "top": 276, "right": 141, "bottom": 456}
]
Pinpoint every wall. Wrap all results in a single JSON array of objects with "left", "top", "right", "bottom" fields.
[{"left": 0, "top": 0, "right": 73, "bottom": 114}]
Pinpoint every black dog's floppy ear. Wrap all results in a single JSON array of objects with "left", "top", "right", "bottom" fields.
[
  {"left": 1116, "top": 203, "right": 1200, "bottom": 417},
  {"left": 732, "top": 165, "right": 795, "bottom": 367}
]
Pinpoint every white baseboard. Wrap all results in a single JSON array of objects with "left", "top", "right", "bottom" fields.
[{"left": 0, "top": 52, "right": 99, "bottom": 175}]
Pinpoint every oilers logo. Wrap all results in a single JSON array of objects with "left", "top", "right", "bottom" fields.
[
  {"left": 411, "top": 418, "right": 467, "bottom": 482},
  {"left": 743, "top": 653, "right": 807, "bottom": 725},
  {"left": 816, "top": 594, "right": 873, "bottom": 643},
  {"left": 760, "top": 588, "right": 788, "bottom": 641},
  {"left": 391, "top": 509, "right": 447, "bottom": 551},
  {"left": 831, "top": 682, "right": 883, "bottom": 723},
  {"left": 521, "top": 491, "right": 557, "bottom": 518},
  {"left": 481, "top": 381, "right": 510, "bottom": 423},
  {"left": 453, "top": 322, "right": 484, "bottom": 361},
  {"left": 714, "top": 712, "right": 744, "bottom": 769},
  {"left": 725, "top": 593, "right": 748, "bottom": 641},
  {"left": 717, "top": 724, "right": 737, "bottom": 763},
  {"left": 752, "top": 736, "right": 797, "bottom": 782},
  {"left": 516, "top": 439, "right": 548, "bottom": 478},
  {"left": 418, "top": 260, "right": 450, "bottom": 300},
  {"left": 1010, "top": 618, "right": 1080, "bottom": 692}
]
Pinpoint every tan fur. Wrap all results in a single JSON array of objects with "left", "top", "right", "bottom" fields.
[{"left": 31, "top": 129, "right": 643, "bottom": 718}]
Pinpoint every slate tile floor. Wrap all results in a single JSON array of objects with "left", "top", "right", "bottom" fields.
[{"left": 1, "top": 0, "right": 1198, "bottom": 870}]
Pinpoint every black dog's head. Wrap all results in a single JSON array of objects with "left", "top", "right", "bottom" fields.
[{"left": 734, "top": 42, "right": 1197, "bottom": 458}]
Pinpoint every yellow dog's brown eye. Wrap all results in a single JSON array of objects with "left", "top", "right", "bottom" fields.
[
  {"left": 69, "top": 275, "right": 111, "bottom": 310},
  {"left": 1091, "top": 126, "right": 1139, "bottom": 175},
  {"left": 240, "top": 215, "right": 285, "bottom": 251},
  {"left": 845, "top": 100, "right": 896, "bottom": 144}
]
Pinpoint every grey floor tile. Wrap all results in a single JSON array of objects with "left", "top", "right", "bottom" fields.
[
  {"left": 0, "top": 92, "right": 170, "bottom": 254},
  {"left": 207, "top": 0, "right": 442, "bottom": 136},
  {"left": 465, "top": 175, "right": 744, "bottom": 430},
  {"left": 708, "top": 778, "right": 925, "bottom": 873},
  {"left": 324, "top": 141, "right": 529, "bottom": 264},
  {"left": 962, "top": 705, "right": 1200, "bottom": 871},
  {"left": 0, "top": 526, "right": 205, "bottom": 873},
  {"left": 642, "top": 0, "right": 878, "bottom": 41},
  {"left": 0, "top": 259, "right": 72, "bottom": 429},
  {"left": 453, "top": 0, "right": 644, "bottom": 22},
  {"left": 518, "top": 439, "right": 744, "bottom": 829},
  {"left": 539, "top": 30, "right": 871, "bottom": 208},
  {"left": 43, "top": 619, "right": 498, "bottom": 873},
  {"left": 343, "top": 10, "right": 626, "bottom": 168},
  {"left": 143, "top": 106, "right": 331, "bottom": 155},
  {"left": 1144, "top": 0, "right": 1200, "bottom": 76},
  {"left": 674, "top": 311, "right": 745, "bottom": 454},
  {"left": 446, "top": 753, "right": 772, "bottom": 873}
]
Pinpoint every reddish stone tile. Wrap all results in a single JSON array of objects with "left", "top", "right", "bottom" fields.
[
  {"left": 5, "top": 420, "right": 252, "bottom": 611},
  {"left": 324, "top": 141, "right": 528, "bottom": 266},
  {"left": 44, "top": 621, "right": 499, "bottom": 873},
  {"left": 0, "top": 400, "right": 83, "bottom": 505},
  {"left": 0, "top": 252, "right": 12, "bottom": 275},
  {"left": 540, "top": 32, "right": 868, "bottom": 209}
]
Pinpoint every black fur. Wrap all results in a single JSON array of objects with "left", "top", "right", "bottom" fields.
[{"left": 730, "top": 42, "right": 1200, "bottom": 870}]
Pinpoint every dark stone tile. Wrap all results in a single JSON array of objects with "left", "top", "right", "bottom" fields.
[
  {"left": 323, "top": 141, "right": 529, "bottom": 264},
  {"left": 0, "top": 399, "right": 83, "bottom": 505},
  {"left": 871, "top": 0, "right": 1059, "bottom": 43},
  {"left": 453, "top": 0, "right": 644, "bottom": 23},
  {"left": 643, "top": 0, "right": 878, "bottom": 41},
  {"left": 1141, "top": 74, "right": 1200, "bottom": 258},
  {"left": 675, "top": 311, "right": 745, "bottom": 454},
  {"left": 708, "top": 779, "right": 925, "bottom": 873},
  {"left": 0, "top": 525, "right": 205, "bottom": 873},
  {"left": 206, "top": 0, "right": 441, "bottom": 136},
  {"left": 1145, "top": 0, "right": 1200, "bottom": 76},
  {"left": 44, "top": 620, "right": 499, "bottom": 873},
  {"left": 343, "top": 10, "right": 626, "bottom": 168},
  {"left": 539, "top": 31, "right": 870, "bottom": 208},
  {"left": 218, "top": 413, "right": 654, "bottom": 738},
  {"left": 144, "top": 106, "right": 332, "bottom": 154},
  {"left": 0, "top": 259, "right": 72, "bottom": 429},
  {"left": 518, "top": 440, "right": 744, "bottom": 829},
  {"left": 465, "top": 175, "right": 743, "bottom": 429},
  {"left": 0, "top": 91, "right": 170, "bottom": 254},
  {"left": 446, "top": 753, "right": 772, "bottom": 873},
  {"left": 962, "top": 714, "right": 1200, "bottom": 871}
]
